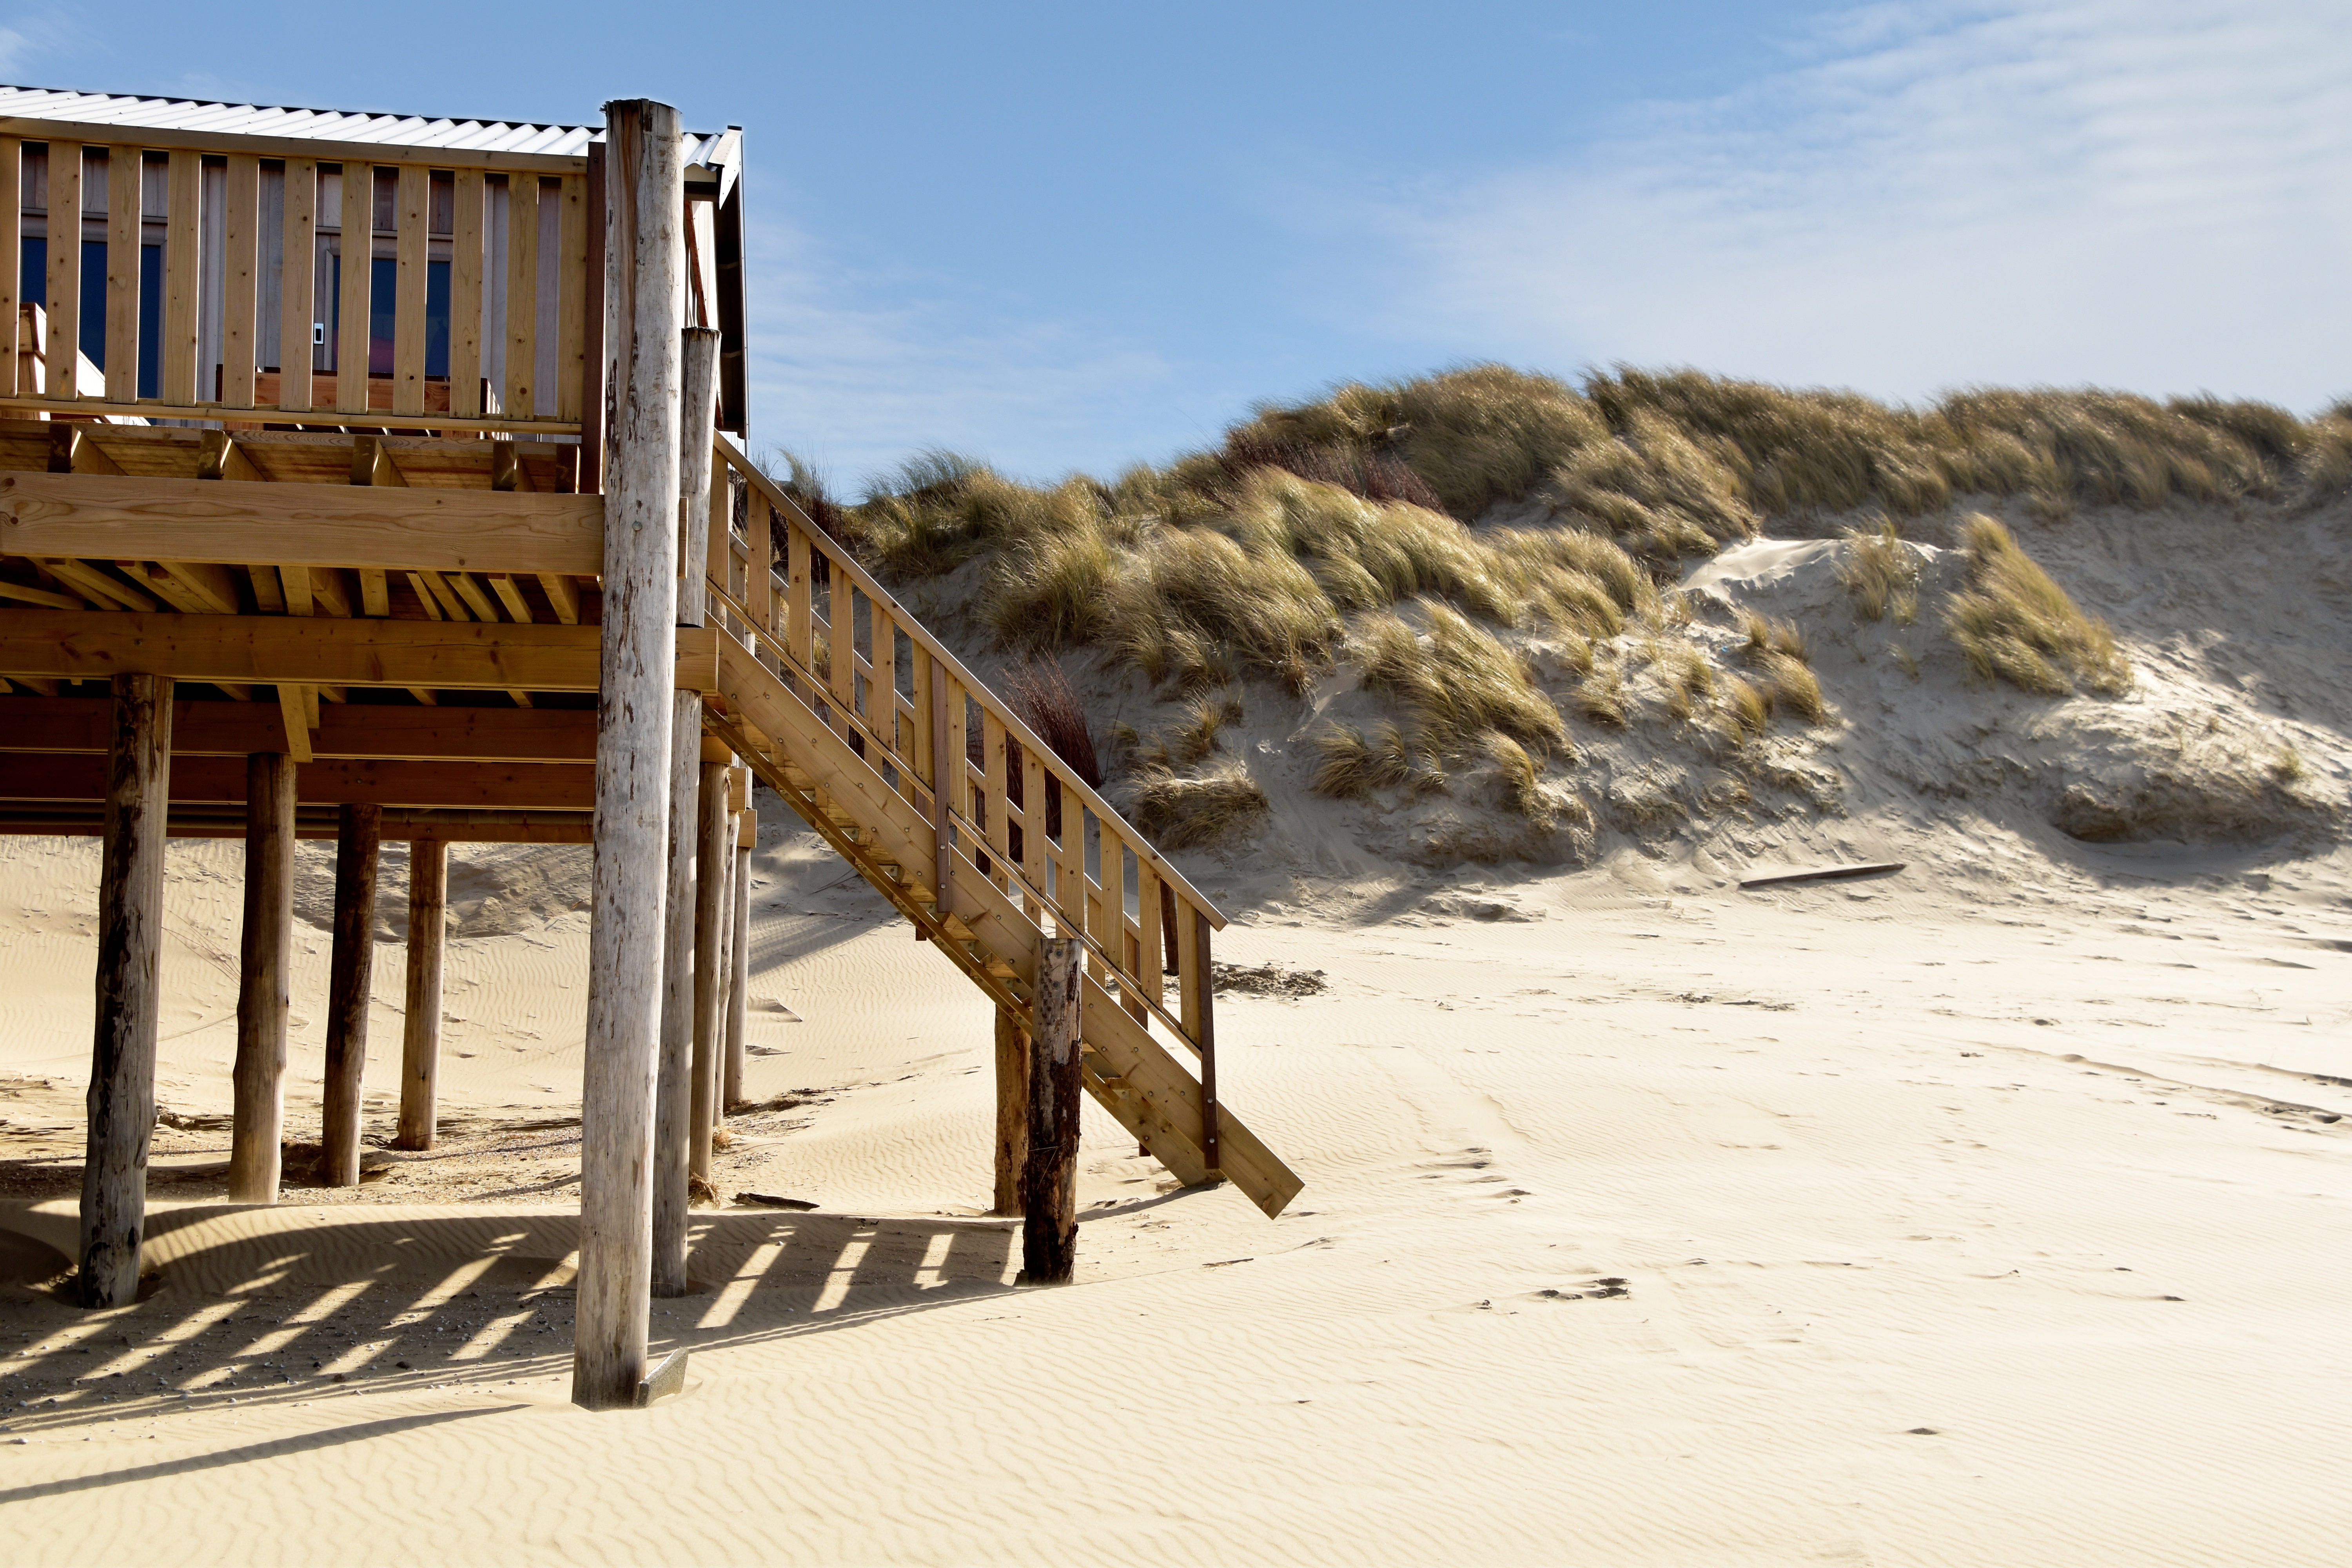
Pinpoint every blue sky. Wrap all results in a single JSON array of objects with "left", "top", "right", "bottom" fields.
[{"left": 6, "top": 2, "right": 2347, "bottom": 487}]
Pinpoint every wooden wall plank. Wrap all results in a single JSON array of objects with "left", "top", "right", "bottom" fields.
[
  {"left": 104, "top": 146, "right": 140, "bottom": 403},
  {"left": 501, "top": 173, "right": 537, "bottom": 419},
  {"left": 334, "top": 163, "right": 372, "bottom": 415},
  {"left": 220, "top": 154, "right": 260, "bottom": 408},
  {"left": 448, "top": 168, "right": 483, "bottom": 418},
  {"left": 0, "top": 138, "right": 18, "bottom": 398},
  {"left": 44, "top": 144, "right": 81, "bottom": 401},
  {"left": 277, "top": 159, "right": 315, "bottom": 413},
  {"left": 161, "top": 149, "right": 200, "bottom": 405},
  {"left": 556, "top": 172, "right": 586, "bottom": 421},
  {"left": 392, "top": 164, "right": 428, "bottom": 416}
]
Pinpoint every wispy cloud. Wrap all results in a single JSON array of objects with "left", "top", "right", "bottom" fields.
[
  {"left": 741, "top": 216, "right": 1176, "bottom": 489},
  {"left": 1387, "top": 1, "right": 2352, "bottom": 410}
]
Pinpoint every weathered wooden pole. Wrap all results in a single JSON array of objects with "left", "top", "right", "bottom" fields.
[
  {"left": 992, "top": 1005, "right": 1029, "bottom": 1215},
  {"left": 1019, "top": 937, "right": 1083, "bottom": 1285},
  {"left": 321, "top": 802, "right": 381, "bottom": 1187},
  {"left": 229, "top": 751, "right": 294, "bottom": 1202},
  {"left": 77, "top": 673, "right": 173, "bottom": 1308},
  {"left": 689, "top": 758, "right": 729, "bottom": 1181},
  {"left": 653, "top": 325, "right": 718, "bottom": 1296},
  {"left": 652, "top": 709, "right": 699, "bottom": 1296},
  {"left": 394, "top": 838, "right": 446, "bottom": 1151},
  {"left": 573, "top": 95, "right": 684, "bottom": 1413},
  {"left": 722, "top": 820, "right": 749, "bottom": 1110}
]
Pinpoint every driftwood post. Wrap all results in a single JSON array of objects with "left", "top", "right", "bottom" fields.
[
  {"left": 1020, "top": 937, "right": 1083, "bottom": 1284},
  {"left": 574, "top": 95, "right": 684, "bottom": 1412},
  {"left": 77, "top": 673, "right": 172, "bottom": 1308},
  {"left": 652, "top": 710, "right": 699, "bottom": 1295},
  {"left": 321, "top": 802, "right": 381, "bottom": 1187},
  {"left": 689, "top": 758, "right": 729, "bottom": 1181},
  {"left": 394, "top": 838, "right": 446, "bottom": 1151},
  {"left": 724, "top": 828, "right": 750, "bottom": 1109},
  {"left": 229, "top": 750, "right": 294, "bottom": 1202},
  {"left": 993, "top": 1005, "right": 1029, "bottom": 1215}
]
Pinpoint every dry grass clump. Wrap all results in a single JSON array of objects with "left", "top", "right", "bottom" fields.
[
  {"left": 1543, "top": 408, "right": 1759, "bottom": 559},
  {"left": 1652, "top": 641, "right": 1716, "bottom": 720},
  {"left": 1575, "top": 666, "right": 1629, "bottom": 727},
  {"left": 1946, "top": 514, "right": 2131, "bottom": 696},
  {"left": 1838, "top": 520, "right": 1920, "bottom": 622},
  {"left": 1127, "top": 760, "right": 1269, "bottom": 849},
  {"left": 1720, "top": 675, "right": 1770, "bottom": 741},
  {"left": 1483, "top": 733, "right": 1556, "bottom": 821},
  {"left": 1001, "top": 661, "right": 1103, "bottom": 788},
  {"left": 1311, "top": 719, "right": 1435, "bottom": 798},
  {"left": 1353, "top": 603, "right": 1565, "bottom": 758},
  {"left": 1125, "top": 690, "right": 1245, "bottom": 772}
]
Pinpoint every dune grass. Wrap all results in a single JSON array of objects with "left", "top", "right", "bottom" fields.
[
  {"left": 1946, "top": 514, "right": 2131, "bottom": 696},
  {"left": 1838, "top": 521, "right": 1920, "bottom": 623},
  {"left": 1128, "top": 760, "right": 1270, "bottom": 848},
  {"left": 1353, "top": 603, "right": 1566, "bottom": 759}
]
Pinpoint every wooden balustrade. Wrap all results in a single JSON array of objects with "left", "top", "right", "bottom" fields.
[
  {"left": 0, "top": 136, "right": 591, "bottom": 433},
  {"left": 706, "top": 433, "right": 1227, "bottom": 1056}
]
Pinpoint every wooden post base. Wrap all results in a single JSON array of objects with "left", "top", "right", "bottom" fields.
[
  {"left": 321, "top": 802, "right": 381, "bottom": 1187},
  {"left": 1018, "top": 938, "right": 1083, "bottom": 1285},
  {"left": 992, "top": 1005, "right": 1029, "bottom": 1216}
]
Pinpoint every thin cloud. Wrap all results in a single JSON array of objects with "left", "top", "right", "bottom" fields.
[{"left": 1388, "top": 0, "right": 2352, "bottom": 410}]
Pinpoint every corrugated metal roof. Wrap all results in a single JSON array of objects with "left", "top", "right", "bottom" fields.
[{"left": 0, "top": 85, "right": 742, "bottom": 194}]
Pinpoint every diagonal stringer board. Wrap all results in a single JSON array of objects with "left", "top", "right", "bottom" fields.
[{"left": 707, "top": 637, "right": 1303, "bottom": 1218}]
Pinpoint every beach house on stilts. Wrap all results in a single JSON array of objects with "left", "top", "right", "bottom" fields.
[{"left": 0, "top": 85, "right": 1299, "bottom": 1409}]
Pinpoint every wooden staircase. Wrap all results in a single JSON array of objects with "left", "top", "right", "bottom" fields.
[{"left": 700, "top": 437, "right": 1301, "bottom": 1219}]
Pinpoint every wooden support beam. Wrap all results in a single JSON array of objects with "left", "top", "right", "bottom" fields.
[
  {"left": 723, "top": 829, "right": 749, "bottom": 1110},
  {"left": 274, "top": 682, "right": 314, "bottom": 763},
  {"left": 993, "top": 1005, "right": 1029, "bottom": 1216},
  {"left": 537, "top": 572, "right": 582, "bottom": 625},
  {"left": 0, "top": 472, "right": 605, "bottom": 576},
  {"left": 0, "top": 696, "right": 601, "bottom": 762},
  {"left": 652, "top": 693, "right": 699, "bottom": 1298},
  {"left": 0, "top": 610, "right": 720, "bottom": 695},
  {"left": 573, "top": 96, "right": 684, "bottom": 1413},
  {"left": 0, "top": 136, "right": 14, "bottom": 399},
  {"left": 76, "top": 673, "right": 173, "bottom": 1307},
  {"left": 690, "top": 757, "right": 726, "bottom": 1186},
  {"left": 678, "top": 327, "right": 719, "bottom": 628},
  {"left": 321, "top": 802, "right": 380, "bottom": 1186},
  {"left": 229, "top": 751, "right": 294, "bottom": 1203},
  {"left": 394, "top": 838, "right": 445, "bottom": 1151},
  {"left": 1019, "top": 937, "right": 1083, "bottom": 1285},
  {"left": 0, "top": 753, "right": 595, "bottom": 810},
  {"left": 198, "top": 428, "right": 263, "bottom": 483}
]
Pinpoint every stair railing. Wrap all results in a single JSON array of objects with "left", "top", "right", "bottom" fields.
[{"left": 704, "top": 434, "right": 1226, "bottom": 1067}]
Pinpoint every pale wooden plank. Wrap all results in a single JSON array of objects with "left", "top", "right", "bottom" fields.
[
  {"left": 448, "top": 168, "right": 483, "bottom": 418},
  {"left": 786, "top": 523, "right": 813, "bottom": 674},
  {"left": 44, "top": 144, "right": 81, "bottom": 401},
  {"left": 161, "top": 149, "right": 200, "bottom": 405},
  {"left": 0, "top": 138, "right": 18, "bottom": 398},
  {"left": 220, "top": 154, "right": 260, "bottom": 408},
  {"left": 392, "top": 163, "right": 428, "bottom": 416},
  {"left": 826, "top": 568, "right": 855, "bottom": 708},
  {"left": 501, "top": 172, "right": 537, "bottom": 419},
  {"left": 1138, "top": 861, "right": 1164, "bottom": 1005},
  {"left": 555, "top": 172, "right": 586, "bottom": 421},
  {"left": 334, "top": 163, "right": 372, "bottom": 415},
  {"left": 104, "top": 145, "right": 140, "bottom": 403},
  {"left": 277, "top": 159, "right": 316, "bottom": 412}
]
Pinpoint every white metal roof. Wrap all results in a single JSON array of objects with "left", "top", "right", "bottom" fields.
[{"left": 0, "top": 85, "right": 741, "bottom": 192}]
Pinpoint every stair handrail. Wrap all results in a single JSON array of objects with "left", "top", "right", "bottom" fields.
[{"left": 711, "top": 433, "right": 1229, "bottom": 937}]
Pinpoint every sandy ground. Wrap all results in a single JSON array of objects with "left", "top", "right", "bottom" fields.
[{"left": 3, "top": 810, "right": 2350, "bottom": 1564}]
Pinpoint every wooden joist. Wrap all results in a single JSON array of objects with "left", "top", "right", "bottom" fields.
[
  {"left": 0, "top": 752, "right": 595, "bottom": 810},
  {"left": 0, "top": 804, "right": 593, "bottom": 843},
  {"left": 0, "top": 696, "right": 598, "bottom": 760},
  {"left": 0, "top": 472, "right": 602, "bottom": 576},
  {"left": 0, "top": 610, "right": 719, "bottom": 695}
]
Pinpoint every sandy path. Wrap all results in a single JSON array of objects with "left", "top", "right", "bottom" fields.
[{"left": 4, "top": 844, "right": 2349, "bottom": 1565}]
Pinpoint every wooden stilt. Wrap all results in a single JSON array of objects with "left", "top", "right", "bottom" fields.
[
  {"left": 575, "top": 96, "right": 685, "bottom": 1412},
  {"left": 1019, "top": 936, "right": 1083, "bottom": 1285},
  {"left": 677, "top": 327, "right": 719, "bottom": 628},
  {"left": 652, "top": 692, "right": 699, "bottom": 1297},
  {"left": 229, "top": 751, "right": 294, "bottom": 1201},
  {"left": 77, "top": 673, "right": 172, "bottom": 1308},
  {"left": 1192, "top": 907, "right": 1219, "bottom": 1175},
  {"left": 394, "top": 838, "right": 446, "bottom": 1151},
  {"left": 689, "top": 758, "right": 728, "bottom": 1184},
  {"left": 992, "top": 1005, "right": 1029, "bottom": 1215},
  {"left": 321, "top": 802, "right": 381, "bottom": 1187},
  {"left": 722, "top": 832, "right": 748, "bottom": 1110}
]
